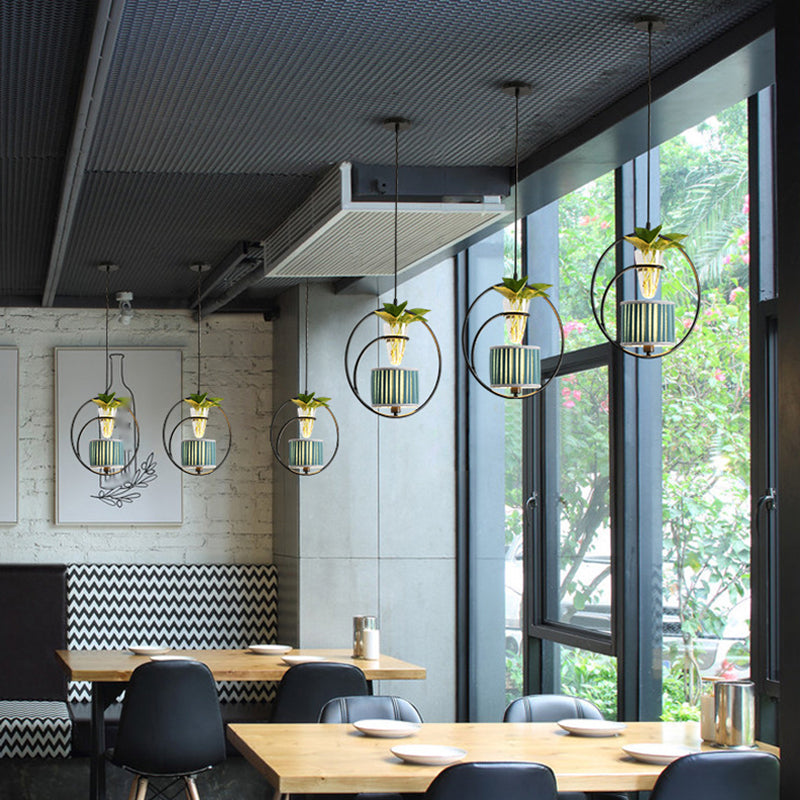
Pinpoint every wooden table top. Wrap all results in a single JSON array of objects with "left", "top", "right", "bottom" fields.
[
  {"left": 54, "top": 648, "right": 426, "bottom": 682},
  {"left": 226, "top": 720, "right": 779, "bottom": 795}
]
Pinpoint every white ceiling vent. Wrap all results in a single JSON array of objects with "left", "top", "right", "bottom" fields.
[{"left": 260, "top": 162, "right": 508, "bottom": 279}]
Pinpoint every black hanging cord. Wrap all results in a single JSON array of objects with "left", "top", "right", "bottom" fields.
[
  {"left": 103, "top": 267, "right": 110, "bottom": 388},
  {"left": 304, "top": 279, "right": 309, "bottom": 395},
  {"left": 196, "top": 270, "right": 202, "bottom": 395},
  {"left": 393, "top": 121, "right": 399, "bottom": 305},
  {"left": 513, "top": 86, "right": 520, "bottom": 282},
  {"left": 646, "top": 20, "right": 653, "bottom": 228}
]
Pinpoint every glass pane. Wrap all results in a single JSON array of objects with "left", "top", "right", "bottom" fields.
[
  {"left": 659, "top": 101, "right": 751, "bottom": 718},
  {"left": 558, "top": 173, "right": 615, "bottom": 353},
  {"left": 556, "top": 643, "right": 618, "bottom": 719},
  {"left": 546, "top": 365, "right": 612, "bottom": 633},
  {"left": 505, "top": 396, "right": 524, "bottom": 700}
]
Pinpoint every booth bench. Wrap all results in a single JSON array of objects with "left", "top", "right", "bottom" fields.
[{"left": 0, "top": 563, "right": 278, "bottom": 758}]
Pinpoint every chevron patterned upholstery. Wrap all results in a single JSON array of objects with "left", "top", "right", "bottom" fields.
[
  {"left": 0, "top": 701, "right": 72, "bottom": 758},
  {"left": 66, "top": 563, "right": 279, "bottom": 704}
]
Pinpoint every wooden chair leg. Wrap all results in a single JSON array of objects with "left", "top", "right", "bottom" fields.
[
  {"left": 126, "top": 776, "right": 140, "bottom": 800},
  {"left": 134, "top": 776, "right": 148, "bottom": 800},
  {"left": 184, "top": 775, "right": 201, "bottom": 800}
]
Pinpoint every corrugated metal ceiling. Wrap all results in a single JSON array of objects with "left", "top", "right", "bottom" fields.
[{"left": 0, "top": 0, "right": 772, "bottom": 310}]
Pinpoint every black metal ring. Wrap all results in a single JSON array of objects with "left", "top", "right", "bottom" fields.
[
  {"left": 344, "top": 310, "right": 442, "bottom": 418},
  {"left": 269, "top": 399, "right": 340, "bottom": 476},
  {"left": 590, "top": 236, "right": 701, "bottom": 359},
  {"left": 460, "top": 285, "right": 565, "bottom": 399},
  {"left": 161, "top": 400, "right": 232, "bottom": 476},
  {"left": 70, "top": 399, "right": 141, "bottom": 476}
]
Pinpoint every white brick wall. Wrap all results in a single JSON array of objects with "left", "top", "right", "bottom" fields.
[{"left": 0, "top": 307, "right": 273, "bottom": 563}]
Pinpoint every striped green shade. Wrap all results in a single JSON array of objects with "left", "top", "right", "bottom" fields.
[
  {"left": 289, "top": 438, "right": 323, "bottom": 469},
  {"left": 620, "top": 300, "right": 675, "bottom": 347},
  {"left": 371, "top": 367, "right": 419, "bottom": 409},
  {"left": 181, "top": 438, "right": 216, "bottom": 469},
  {"left": 489, "top": 345, "right": 541, "bottom": 389},
  {"left": 89, "top": 439, "right": 123, "bottom": 468}
]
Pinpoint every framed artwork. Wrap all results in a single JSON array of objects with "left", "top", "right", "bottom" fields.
[
  {"left": 55, "top": 347, "right": 183, "bottom": 525},
  {"left": 0, "top": 348, "right": 18, "bottom": 523}
]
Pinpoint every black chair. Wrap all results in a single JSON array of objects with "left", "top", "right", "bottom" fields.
[
  {"left": 649, "top": 750, "right": 779, "bottom": 800},
  {"left": 319, "top": 694, "right": 422, "bottom": 724},
  {"left": 316, "top": 695, "right": 423, "bottom": 800},
  {"left": 424, "top": 761, "right": 558, "bottom": 800},
  {"left": 110, "top": 660, "right": 226, "bottom": 800},
  {"left": 503, "top": 694, "right": 604, "bottom": 723},
  {"left": 270, "top": 662, "right": 368, "bottom": 723},
  {"left": 503, "top": 694, "right": 625, "bottom": 800}
]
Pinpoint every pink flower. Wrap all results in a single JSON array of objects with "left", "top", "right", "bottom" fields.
[
  {"left": 729, "top": 286, "right": 746, "bottom": 302},
  {"left": 562, "top": 400, "right": 575, "bottom": 409},
  {"left": 722, "top": 255, "right": 731, "bottom": 265},
  {"left": 600, "top": 220, "right": 610, "bottom": 229},
  {"left": 562, "top": 386, "right": 571, "bottom": 397},
  {"left": 682, "top": 317, "right": 693, "bottom": 329},
  {"left": 742, "top": 194, "right": 750, "bottom": 215},
  {"left": 563, "top": 321, "right": 587, "bottom": 335},
  {"left": 714, "top": 369, "right": 724, "bottom": 382},
  {"left": 738, "top": 231, "right": 750, "bottom": 247},
  {"left": 572, "top": 390, "right": 582, "bottom": 401},
  {"left": 743, "top": 252, "right": 750, "bottom": 264},
  {"left": 578, "top": 215, "right": 591, "bottom": 226},
  {"left": 599, "top": 398, "right": 609, "bottom": 413}
]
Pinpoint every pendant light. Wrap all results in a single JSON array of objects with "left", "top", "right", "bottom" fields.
[
  {"left": 162, "top": 264, "right": 232, "bottom": 475},
  {"left": 70, "top": 264, "right": 140, "bottom": 474},
  {"left": 461, "top": 83, "right": 564, "bottom": 398},
  {"left": 344, "top": 118, "right": 442, "bottom": 417},
  {"left": 270, "top": 280, "right": 339, "bottom": 475},
  {"left": 590, "top": 17, "right": 701, "bottom": 358}
]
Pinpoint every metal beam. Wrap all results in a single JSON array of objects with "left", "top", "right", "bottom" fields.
[
  {"left": 41, "top": 0, "right": 127, "bottom": 307},
  {"left": 189, "top": 241, "right": 261, "bottom": 309}
]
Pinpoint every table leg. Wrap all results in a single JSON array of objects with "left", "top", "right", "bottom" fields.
[{"left": 90, "top": 682, "right": 117, "bottom": 800}]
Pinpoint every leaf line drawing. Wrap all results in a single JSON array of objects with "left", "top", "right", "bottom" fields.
[{"left": 91, "top": 452, "right": 158, "bottom": 508}]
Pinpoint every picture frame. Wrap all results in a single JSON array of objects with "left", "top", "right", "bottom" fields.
[{"left": 55, "top": 347, "right": 183, "bottom": 525}]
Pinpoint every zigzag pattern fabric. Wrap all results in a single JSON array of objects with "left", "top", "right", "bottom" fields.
[
  {"left": 66, "top": 563, "right": 278, "bottom": 704},
  {"left": 0, "top": 701, "right": 72, "bottom": 758}
]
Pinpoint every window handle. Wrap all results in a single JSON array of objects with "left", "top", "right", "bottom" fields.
[
  {"left": 757, "top": 488, "right": 777, "bottom": 512},
  {"left": 525, "top": 493, "right": 538, "bottom": 512}
]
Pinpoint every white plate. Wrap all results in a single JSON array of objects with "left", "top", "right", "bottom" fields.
[
  {"left": 557, "top": 718, "right": 627, "bottom": 737},
  {"left": 128, "top": 646, "right": 170, "bottom": 656},
  {"left": 621, "top": 743, "right": 698, "bottom": 765},
  {"left": 281, "top": 654, "right": 327, "bottom": 666},
  {"left": 390, "top": 745, "right": 467, "bottom": 766},
  {"left": 248, "top": 644, "right": 293, "bottom": 655},
  {"left": 353, "top": 719, "right": 421, "bottom": 738},
  {"left": 149, "top": 655, "right": 197, "bottom": 662}
]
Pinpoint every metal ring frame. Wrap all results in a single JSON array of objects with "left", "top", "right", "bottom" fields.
[
  {"left": 161, "top": 400, "right": 232, "bottom": 476},
  {"left": 460, "top": 285, "right": 566, "bottom": 399},
  {"left": 269, "top": 399, "right": 340, "bottom": 476},
  {"left": 589, "top": 236, "right": 701, "bottom": 359},
  {"left": 70, "top": 400, "right": 141, "bottom": 476},
  {"left": 344, "top": 310, "right": 442, "bottom": 418}
]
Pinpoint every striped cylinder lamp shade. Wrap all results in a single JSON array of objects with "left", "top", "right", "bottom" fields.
[
  {"left": 620, "top": 300, "right": 676, "bottom": 347},
  {"left": 371, "top": 367, "right": 419, "bottom": 410},
  {"left": 181, "top": 439, "right": 216, "bottom": 471},
  {"left": 489, "top": 345, "right": 541, "bottom": 390},
  {"left": 289, "top": 438, "right": 323, "bottom": 470},
  {"left": 89, "top": 439, "right": 123, "bottom": 469}
]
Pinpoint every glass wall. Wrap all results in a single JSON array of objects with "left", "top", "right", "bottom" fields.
[{"left": 659, "top": 101, "right": 751, "bottom": 718}]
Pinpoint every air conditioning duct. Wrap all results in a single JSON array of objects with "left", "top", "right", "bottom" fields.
[{"left": 260, "top": 162, "right": 509, "bottom": 279}]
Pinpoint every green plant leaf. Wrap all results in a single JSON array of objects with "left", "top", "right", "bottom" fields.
[
  {"left": 92, "top": 392, "right": 128, "bottom": 408},
  {"left": 184, "top": 392, "right": 223, "bottom": 407},
  {"left": 291, "top": 392, "right": 330, "bottom": 409}
]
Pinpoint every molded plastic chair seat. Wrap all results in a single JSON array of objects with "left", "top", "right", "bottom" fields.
[
  {"left": 110, "top": 660, "right": 226, "bottom": 800},
  {"left": 649, "top": 750, "right": 779, "bottom": 800},
  {"left": 424, "top": 761, "right": 558, "bottom": 800},
  {"left": 319, "top": 695, "right": 422, "bottom": 724},
  {"left": 270, "top": 662, "right": 368, "bottom": 723},
  {"left": 503, "top": 695, "right": 625, "bottom": 800}
]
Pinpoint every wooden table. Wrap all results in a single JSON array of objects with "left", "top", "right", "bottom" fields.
[
  {"left": 226, "top": 720, "right": 779, "bottom": 797},
  {"left": 55, "top": 648, "right": 425, "bottom": 800}
]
